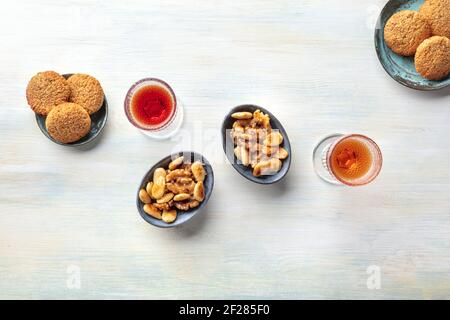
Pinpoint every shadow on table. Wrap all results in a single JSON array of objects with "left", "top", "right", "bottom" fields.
[
  {"left": 404, "top": 84, "right": 450, "bottom": 99},
  {"left": 68, "top": 120, "right": 110, "bottom": 152},
  {"left": 155, "top": 165, "right": 297, "bottom": 238},
  {"left": 172, "top": 206, "right": 213, "bottom": 238}
]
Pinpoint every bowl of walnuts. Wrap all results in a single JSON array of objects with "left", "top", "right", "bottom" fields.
[{"left": 136, "top": 151, "right": 214, "bottom": 228}]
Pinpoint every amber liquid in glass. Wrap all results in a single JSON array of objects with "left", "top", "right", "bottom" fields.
[{"left": 330, "top": 138, "right": 372, "bottom": 180}]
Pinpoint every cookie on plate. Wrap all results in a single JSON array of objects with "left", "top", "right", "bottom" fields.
[
  {"left": 67, "top": 73, "right": 104, "bottom": 114},
  {"left": 420, "top": 0, "right": 450, "bottom": 38},
  {"left": 384, "top": 10, "right": 431, "bottom": 56},
  {"left": 45, "top": 102, "right": 91, "bottom": 143},
  {"left": 26, "top": 71, "right": 70, "bottom": 115},
  {"left": 415, "top": 36, "right": 450, "bottom": 80}
]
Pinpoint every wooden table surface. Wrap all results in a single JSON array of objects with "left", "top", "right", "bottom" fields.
[{"left": 1, "top": 0, "right": 449, "bottom": 299}]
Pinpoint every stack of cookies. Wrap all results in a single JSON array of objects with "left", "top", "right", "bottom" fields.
[
  {"left": 26, "top": 71, "right": 104, "bottom": 143},
  {"left": 383, "top": 0, "right": 450, "bottom": 81}
]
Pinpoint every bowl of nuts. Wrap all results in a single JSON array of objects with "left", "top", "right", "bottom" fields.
[
  {"left": 221, "top": 105, "right": 291, "bottom": 184},
  {"left": 137, "top": 151, "right": 214, "bottom": 228}
]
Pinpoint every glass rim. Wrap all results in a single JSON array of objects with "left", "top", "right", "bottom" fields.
[
  {"left": 124, "top": 78, "right": 178, "bottom": 131},
  {"left": 326, "top": 133, "right": 383, "bottom": 186}
]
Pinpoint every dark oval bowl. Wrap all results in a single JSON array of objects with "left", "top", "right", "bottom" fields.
[
  {"left": 221, "top": 104, "right": 292, "bottom": 184},
  {"left": 374, "top": 0, "right": 450, "bottom": 91},
  {"left": 137, "top": 151, "right": 214, "bottom": 228},
  {"left": 35, "top": 73, "right": 108, "bottom": 147}
]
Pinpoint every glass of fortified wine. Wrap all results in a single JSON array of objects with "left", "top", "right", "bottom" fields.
[
  {"left": 124, "top": 78, "right": 183, "bottom": 139},
  {"left": 312, "top": 133, "right": 382, "bottom": 186}
]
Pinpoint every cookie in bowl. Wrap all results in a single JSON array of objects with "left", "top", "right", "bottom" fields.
[
  {"left": 375, "top": 0, "right": 450, "bottom": 90},
  {"left": 67, "top": 73, "right": 104, "bottom": 115},
  {"left": 26, "top": 71, "right": 70, "bottom": 115},
  {"left": 383, "top": 10, "right": 431, "bottom": 56},
  {"left": 45, "top": 102, "right": 91, "bottom": 144},
  {"left": 419, "top": 0, "right": 450, "bottom": 38},
  {"left": 26, "top": 71, "right": 108, "bottom": 146},
  {"left": 415, "top": 35, "right": 450, "bottom": 80}
]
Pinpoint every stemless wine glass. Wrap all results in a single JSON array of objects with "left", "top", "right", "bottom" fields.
[
  {"left": 124, "top": 78, "right": 184, "bottom": 139},
  {"left": 312, "top": 133, "right": 382, "bottom": 186}
]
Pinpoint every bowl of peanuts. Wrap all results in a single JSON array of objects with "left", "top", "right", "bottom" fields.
[
  {"left": 137, "top": 151, "right": 214, "bottom": 227},
  {"left": 221, "top": 105, "right": 291, "bottom": 184}
]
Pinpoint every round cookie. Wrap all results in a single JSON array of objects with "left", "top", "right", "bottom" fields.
[
  {"left": 415, "top": 36, "right": 450, "bottom": 80},
  {"left": 67, "top": 73, "right": 104, "bottom": 114},
  {"left": 384, "top": 10, "right": 432, "bottom": 56},
  {"left": 26, "top": 71, "right": 70, "bottom": 115},
  {"left": 45, "top": 103, "right": 91, "bottom": 143},
  {"left": 419, "top": 0, "right": 450, "bottom": 38}
]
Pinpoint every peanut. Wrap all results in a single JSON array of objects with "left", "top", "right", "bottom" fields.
[
  {"left": 173, "top": 193, "right": 190, "bottom": 201},
  {"left": 191, "top": 161, "right": 206, "bottom": 182},
  {"left": 253, "top": 158, "right": 282, "bottom": 176},
  {"left": 264, "top": 131, "right": 283, "bottom": 146},
  {"left": 152, "top": 168, "right": 166, "bottom": 199},
  {"left": 274, "top": 147, "right": 289, "bottom": 160},
  {"left": 162, "top": 209, "right": 177, "bottom": 223},
  {"left": 157, "top": 192, "right": 174, "bottom": 204},
  {"left": 193, "top": 181, "right": 205, "bottom": 202},
  {"left": 168, "top": 156, "right": 184, "bottom": 170},
  {"left": 146, "top": 182, "right": 154, "bottom": 199},
  {"left": 240, "top": 146, "right": 250, "bottom": 166},
  {"left": 231, "top": 111, "right": 253, "bottom": 120},
  {"left": 143, "top": 204, "right": 162, "bottom": 220},
  {"left": 139, "top": 189, "right": 152, "bottom": 204}
]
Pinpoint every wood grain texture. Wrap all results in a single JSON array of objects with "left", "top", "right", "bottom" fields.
[{"left": 0, "top": 0, "right": 449, "bottom": 299}]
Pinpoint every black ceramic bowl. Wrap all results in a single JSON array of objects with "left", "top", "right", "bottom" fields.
[
  {"left": 221, "top": 105, "right": 292, "bottom": 184},
  {"left": 136, "top": 151, "right": 214, "bottom": 228},
  {"left": 35, "top": 73, "right": 108, "bottom": 147}
]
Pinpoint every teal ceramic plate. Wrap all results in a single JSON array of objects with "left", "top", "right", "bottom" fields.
[{"left": 375, "top": 0, "right": 450, "bottom": 90}]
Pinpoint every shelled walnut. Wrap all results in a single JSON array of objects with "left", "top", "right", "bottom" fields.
[
  {"left": 230, "top": 110, "right": 288, "bottom": 177},
  {"left": 139, "top": 156, "right": 207, "bottom": 223}
]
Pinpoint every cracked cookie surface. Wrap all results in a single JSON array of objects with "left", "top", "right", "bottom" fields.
[
  {"left": 384, "top": 10, "right": 431, "bottom": 56},
  {"left": 419, "top": 0, "right": 450, "bottom": 38},
  {"left": 68, "top": 73, "right": 104, "bottom": 114},
  {"left": 45, "top": 102, "right": 91, "bottom": 143},
  {"left": 415, "top": 35, "right": 450, "bottom": 80},
  {"left": 26, "top": 71, "right": 70, "bottom": 115}
]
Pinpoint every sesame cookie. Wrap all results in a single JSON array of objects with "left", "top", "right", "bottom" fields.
[
  {"left": 419, "top": 0, "right": 450, "bottom": 38},
  {"left": 415, "top": 36, "right": 450, "bottom": 80},
  {"left": 45, "top": 102, "right": 91, "bottom": 143},
  {"left": 384, "top": 10, "right": 432, "bottom": 56},
  {"left": 26, "top": 71, "right": 70, "bottom": 115},
  {"left": 67, "top": 73, "right": 104, "bottom": 114}
]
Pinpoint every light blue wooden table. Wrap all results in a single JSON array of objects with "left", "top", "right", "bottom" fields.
[{"left": 0, "top": 0, "right": 449, "bottom": 299}]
